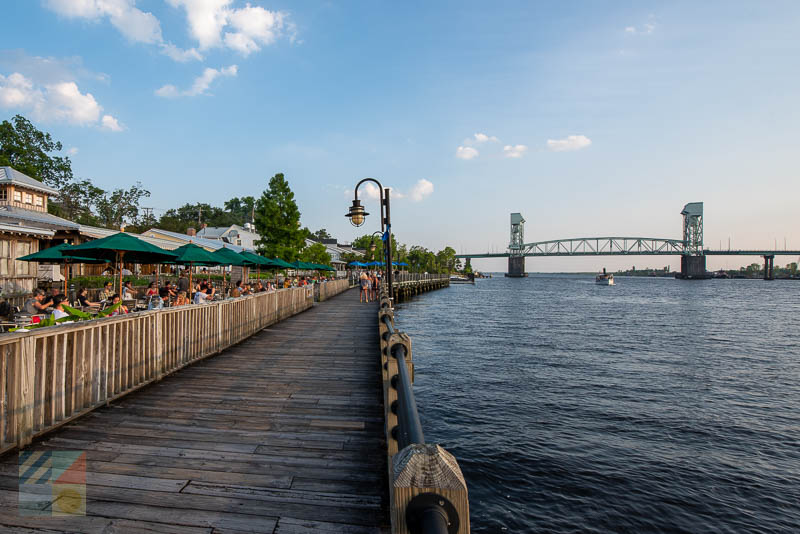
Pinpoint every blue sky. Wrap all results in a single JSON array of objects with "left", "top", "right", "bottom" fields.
[{"left": 2, "top": 1, "right": 798, "bottom": 272}]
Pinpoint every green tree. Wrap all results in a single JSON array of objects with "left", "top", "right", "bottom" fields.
[
  {"left": 311, "top": 228, "right": 332, "bottom": 241},
  {"left": 49, "top": 179, "right": 105, "bottom": 225},
  {"left": 300, "top": 242, "right": 332, "bottom": 265},
  {"left": 745, "top": 263, "right": 761, "bottom": 276},
  {"left": 254, "top": 173, "right": 306, "bottom": 261},
  {"left": 224, "top": 196, "right": 256, "bottom": 225},
  {"left": 93, "top": 182, "right": 151, "bottom": 229},
  {"left": 407, "top": 246, "right": 438, "bottom": 272},
  {"left": 0, "top": 115, "right": 74, "bottom": 188},
  {"left": 436, "top": 246, "right": 458, "bottom": 273}
]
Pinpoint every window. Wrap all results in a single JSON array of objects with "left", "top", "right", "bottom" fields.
[
  {"left": 34, "top": 195, "right": 43, "bottom": 207},
  {"left": 0, "top": 188, "right": 6, "bottom": 201},
  {"left": 13, "top": 191, "right": 21, "bottom": 202},
  {"left": 14, "top": 241, "right": 33, "bottom": 276},
  {"left": 23, "top": 193, "right": 32, "bottom": 204},
  {"left": 0, "top": 240, "right": 9, "bottom": 276}
]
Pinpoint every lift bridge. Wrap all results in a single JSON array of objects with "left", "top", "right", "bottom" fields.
[{"left": 456, "top": 202, "right": 800, "bottom": 279}]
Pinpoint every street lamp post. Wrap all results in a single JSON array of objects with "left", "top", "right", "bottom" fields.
[{"left": 345, "top": 178, "right": 393, "bottom": 301}]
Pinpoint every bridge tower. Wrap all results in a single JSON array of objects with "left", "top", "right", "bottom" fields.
[
  {"left": 679, "top": 202, "right": 707, "bottom": 278},
  {"left": 506, "top": 212, "right": 528, "bottom": 277}
]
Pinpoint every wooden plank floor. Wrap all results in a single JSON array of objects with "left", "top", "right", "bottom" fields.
[{"left": 0, "top": 288, "right": 389, "bottom": 533}]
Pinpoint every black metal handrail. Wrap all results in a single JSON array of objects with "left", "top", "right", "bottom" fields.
[
  {"left": 382, "top": 315, "right": 425, "bottom": 448},
  {"left": 381, "top": 312, "right": 458, "bottom": 534}
]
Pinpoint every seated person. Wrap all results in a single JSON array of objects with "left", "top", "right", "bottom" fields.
[
  {"left": 193, "top": 287, "right": 209, "bottom": 304},
  {"left": 51, "top": 295, "right": 69, "bottom": 320},
  {"left": 231, "top": 281, "right": 243, "bottom": 298},
  {"left": 145, "top": 282, "right": 158, "bottom": 297},
  {"left": 148, "top": 287, "right": 171, "bottom": 310},
  {"left": 109, "top": 294, "right": 129, "bottom": 315},
  {"left": 121, "top": 281, "right": 136, "bottom": 301},
  {"left": 175, "top": 291, "right": 190, "bottom": 306},
  {"left": 98, "top": 281, "right": 114, "bottom": 302},
  {"left": 76, "top": 287, "right": 99, "bottom": 308},
  {"left": 24, "top": 289, "right": 53, "bottom": 315}
]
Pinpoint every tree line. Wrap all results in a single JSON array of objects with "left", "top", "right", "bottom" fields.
[{"left": 1, "top": 114, "right": 460, "bottom": 271}]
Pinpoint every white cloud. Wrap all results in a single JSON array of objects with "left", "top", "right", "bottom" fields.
[
  {"left": 456, "top": 146, "right": 479, "bottom": 160},
  {"left": 362, "top": 182, "right": 381, "bottom": 200},
  {"left": 0, "top": 72, "right": 122, "bottom": 131},
  {"left": 225, "top": 3, "right": 285, "bottom": 55},
  {"left": 159, "top": 43, "right": 203, "bottom": 62},
  {"left": 346, "top": 180, "right": 432, "bottom": 203},
  {"left": 625, "top": 17, "right": 656, "bottom": 35},
  {"left": 67, "top": 147, "right": 79, "bottom": 155},
  {"left": 167, "top": 0, "right": 290, "bottom": 55},
  {"left": 155, "top": 65, "right": 238, "bottom": 97},
  {"left": 409, "top": 179, "right": 434, "bottom": 202},
  {"left": 473, "top": 132, "right": 499, "bottom": 143},
  {"left": 101, "top": 114, "right": 124, "bottom": 131},
  {"left": 46, "top": 81, "right": 103, "bottom": 124},
  {"left": 503, "top": 144, "right": 528, "bottom": 158},
  {"left": 45, "top": 0, "right": 162, "bottom": 44},
  {"left": 0, "top": 50, "right": 108, "bottom": 84},
  {"left": 0, "top": 72, "right": 38, "bottom": 108},
  {"left": 546, "top": 135, "right": 592, "bottom": 152}
]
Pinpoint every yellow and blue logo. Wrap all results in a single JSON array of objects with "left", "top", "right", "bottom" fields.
[{"left": 19, "top": 451, "right": 86, "bottom": 516}]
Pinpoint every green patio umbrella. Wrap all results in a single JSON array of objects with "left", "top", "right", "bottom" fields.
[
  {"left": 63, "top": 232, "right": 177, "bottom": 296},
  {"left": 18, "top": 242, "right": 110, "bottom": 295},
  {"left": 269, "top": 257, "right": 294, "bottom": 269},
  {"left": 172, "top": 243, "right": 224, "bottom": 298},
  {"left": 239, "top": 250, "right": 275, "bottom": 267},
  {"left": 211, "top": 246, "right": 253, "bottom": 297},
  {"left": 239, "top": 250, "right": 276, "bottom": 284}
]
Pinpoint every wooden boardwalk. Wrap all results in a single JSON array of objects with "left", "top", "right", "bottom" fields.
[{"left": 0, "top": 289, "right": 388, "bottom": 533}]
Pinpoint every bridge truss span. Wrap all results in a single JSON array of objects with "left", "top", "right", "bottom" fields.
[{"left": 519, "top": 237, "right": 687, "bottom": 257}]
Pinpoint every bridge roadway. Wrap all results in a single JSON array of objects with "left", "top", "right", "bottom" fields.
[{"left": 0, "top": 289, "right": 389, "bottom": 533}]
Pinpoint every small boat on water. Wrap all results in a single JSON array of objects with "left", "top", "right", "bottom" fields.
[{"left": 596, "top": 268, "right": 615, "bottom": 286}]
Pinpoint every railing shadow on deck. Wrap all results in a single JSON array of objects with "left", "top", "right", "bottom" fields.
[{"left": 0, "top": 279, "right": 351, "bottom": 455}]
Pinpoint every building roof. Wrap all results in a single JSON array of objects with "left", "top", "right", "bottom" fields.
[
  {"left": 0, "top": 222, "right": 54, "bottom": 238},
  {"left": 0, "top": 167, "right": 58, "bottom": 195},
  {"left": 0, "top": 205, "right": 80, "bottom": 230},
  {"left": 143, "top": 228, "right": 249, "bottom": 252},
  {"left": 79, "top": 225, "right": 186, "bottom": 251},
  {"left": 196, "top": 226, "right": 228, "bottom": 238},
  {"left": 198, "top": 224, "right": 260, "bottom": 240}
]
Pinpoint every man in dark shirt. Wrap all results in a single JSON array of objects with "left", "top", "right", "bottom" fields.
[{"left": 177, "top": 272, "right": 189, "bottom": 293}]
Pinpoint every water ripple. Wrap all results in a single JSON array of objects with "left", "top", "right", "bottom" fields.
[{"left": 396, "top": 275, "right": 800, "bottom": 533}]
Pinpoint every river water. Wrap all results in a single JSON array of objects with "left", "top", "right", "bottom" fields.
[{"left": 393, "top": 275, "right": 800, "bottom": 533}]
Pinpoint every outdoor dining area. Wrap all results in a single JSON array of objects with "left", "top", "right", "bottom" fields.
[{"left": 4, "top": 232, "right": 337, "bottom": 332}]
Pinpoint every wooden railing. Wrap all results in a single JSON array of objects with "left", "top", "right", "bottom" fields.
[
  {"left": 393, "top": 273, "right": 450, "bottom": 284},
  {"left": 316, "top": 279, "right": 350, "bottom": 302},
  {"left": 0, "top": 286, "right": 314, "bottom": 454}
]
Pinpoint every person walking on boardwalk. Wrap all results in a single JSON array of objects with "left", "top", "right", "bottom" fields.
[
  {"left": 371, "top": 271, "right": 379, "bottom": 301},
  {"left": 360, "top": 271, "right": 370, "bottom": 303}
]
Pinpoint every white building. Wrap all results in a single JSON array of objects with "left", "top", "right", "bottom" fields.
[{"left": 197, "top": 224, "right": 260, "bottom": 250}]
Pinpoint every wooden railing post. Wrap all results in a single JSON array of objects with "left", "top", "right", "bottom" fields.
[
  {"left": 17, "top": 337, "right": 35, "bottom": 448},
  {"left": 391, "top": 445, "right": 470, "bottom": 534}
]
